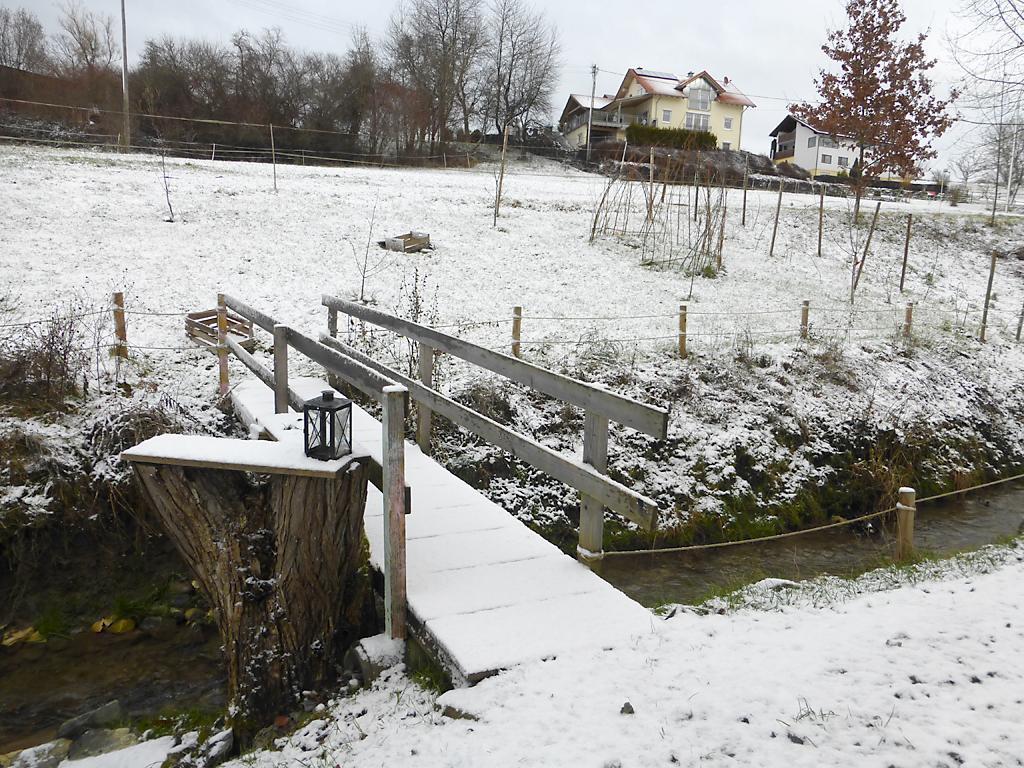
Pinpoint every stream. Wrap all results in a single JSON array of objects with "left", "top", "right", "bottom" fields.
[
  {"left": 2, "top": 482, "right": 1021, "bottom": 755},
  {"left": 602, "top": 481, "right": 1024, "bottom": 607}
]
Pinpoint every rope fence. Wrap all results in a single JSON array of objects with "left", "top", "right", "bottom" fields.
[{"left": 602, "top": 469, "right": 1024, "bottom": 558}]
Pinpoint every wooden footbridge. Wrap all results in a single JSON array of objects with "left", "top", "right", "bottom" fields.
[{"left": 181, "top": 293, "right": 669, "bottom": 684}]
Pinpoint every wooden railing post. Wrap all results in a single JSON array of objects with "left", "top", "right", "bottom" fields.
[
  {"left": 382, "top": 385, "right": 408, "bottom": 640},
  {"left": 899, "top": 214, "right": 912, "bottom": 292},
  {"left": 216, "top": 293, "right": 229, "bottom": 396},
  {"left": 327, "top": 307, "right": 338, "bottom": 338},
  {"left": 678, "top": 304, "right": 687, "bottom": 359},
  {"left": 112, "top": 291, "right": 128, "bottom": 358},
  {"left": 511, "top": 305, "right": 522, "bottom": 358},
  {"left": 896, "top": 487, "right": 916, "bottom": 561},
  {"left": 903, "top": 302, "right": 914, "bottom": 340},
  {"left": 416, "top": 342, "right": 435, "bottom": 454},
  {"left": 800, "top": 300, "right": 810, "bottom": 339},
  {"left": 578, "top": 411, "right": 609, "bottom": 562},
  {"left": 273, "top": 325, "right": 289, "bottom": 414},
  {"left": 979, "top": 252, "right": 997, "bottom": 343}
]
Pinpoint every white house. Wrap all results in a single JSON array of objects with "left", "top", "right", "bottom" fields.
[{"left": 769, "top": 114, "right": 869, "bottom": 178}]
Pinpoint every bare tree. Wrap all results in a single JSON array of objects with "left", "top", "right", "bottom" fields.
[
  {"left": 51, "top": 0, "right": 118, "bottom": 76},
  {"left": 0, "top": 6, "right": 49, "bottom": 72},
  {"left": 484, "top": 0, "right": 560, "bottom": 139}
]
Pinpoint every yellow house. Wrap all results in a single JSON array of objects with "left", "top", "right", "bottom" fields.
[{"left": 559, "top": 68, "right": 755, "bottom": 151}]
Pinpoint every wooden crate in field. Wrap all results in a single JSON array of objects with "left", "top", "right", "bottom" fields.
[
  {"left": 185, "top": 308, "right": 256, "bottom": 352},
  {"left": 382, "top": 231, "right": 431, "bottom": 253}
]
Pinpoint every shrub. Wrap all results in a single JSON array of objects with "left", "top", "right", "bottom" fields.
[{"left": 624, "top": 124, "right": 718, "bottom": 151}]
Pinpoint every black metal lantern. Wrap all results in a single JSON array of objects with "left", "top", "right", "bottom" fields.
[{"left": 303, "top": 390, "right": 352, "bottom": 461}]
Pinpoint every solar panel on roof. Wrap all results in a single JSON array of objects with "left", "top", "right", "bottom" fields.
[{"left": 635, "top": 69, "right": 677, "bottom": 80}]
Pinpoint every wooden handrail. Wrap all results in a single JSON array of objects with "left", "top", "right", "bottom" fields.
[
  {"left": 322, "top": 295, "right": 669, "bottom": 438},
  {"left": 320, "top": 334, "right": 658, "bottom": 530}
]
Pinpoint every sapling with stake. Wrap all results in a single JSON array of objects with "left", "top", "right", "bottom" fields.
[{"left": 160, "top": 148, "right": 175, "bottom": 223}]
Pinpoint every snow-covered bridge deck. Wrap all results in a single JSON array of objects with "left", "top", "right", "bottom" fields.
[{"left": 233, "top": 376, "right": 656, "bottom": 684}]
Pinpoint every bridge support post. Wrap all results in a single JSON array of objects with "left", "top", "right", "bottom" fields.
[
  {"left": 578, "top": 411, "right": 608, "bottom": 563},
  {"left": 382, "top": 385, "right": 408, "bottom": 639},
  {"left": 416, "top": 342, "right": 435, "bottom": 455}
]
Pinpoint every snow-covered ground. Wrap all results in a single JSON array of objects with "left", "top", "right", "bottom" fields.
[
  {"left": 212, "top": 542, "right": 1024, "bottom": 768},
  {"left": 4, "top": 144, "right": 1024, "bottom": 536}
]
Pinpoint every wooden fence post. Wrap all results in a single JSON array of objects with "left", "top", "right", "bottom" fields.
[
  {"left": 493, "top": 125, "right": 509, "bottom": 226},
  {"left": 903, "top": 302, "right": 914, "bottom": 340},
  {"left": 678, "top": 304, "right": 687, "bottom": 358},
  {"left": 216, "top": 293, "right": 229, "bottom": 396},
  {"left": 1016, "top": 299, "right": 1024, "bottom": 342},
  {"left": 211, "top": 143, "right": 216, "bottom": 162},
  {"left": 511, "top": 305, "right": 522, "bottom": 358},
  {"left": 853, "top": 200, "right": 882, "bottom": 293},
  {"left": 381, "top": 385, "right": 408, "bottom": 640},
  {"left": 112, "top": 291, "right": 128, "bottom": 358},
  {"left": 741, "top": 159, "right": 748, "bottom": 227},
  {"left": 577, "top": 411, "right": 609, "bottom": 562},
  {"left": 269, "top": 123, "right": 278, "bottom": 192},
  {"left": 817, "top": 188, "right": 824, "bottom": 257},
  {"left": 979, "top": 252, "right": 997, "bottom": 343},
  {"left": 896, "top": 486, "right": 916, "bottom": 561},
  {"left": 273, "top": 325, "right": 289, "bottom": 414},
  {"left": 899, "top": 214, "right": 912, "bottom": 292},
  {"left": 442, "top": 152, "right": 447, "bottom": 169},
  {"left": 416, "top": 342, "right": 435, "bottom": 454},
  {"left": 647, "top": 148, "right": 655, "bottom": 222},
  {"left": 327, "top": 307, "right": 338, "bottom": 338},
  {"left": 769, "top": 179, "right": 783, "bottom": 257},
  {"left": 800, "top": 300, "right": 810, "bottom": 339}
]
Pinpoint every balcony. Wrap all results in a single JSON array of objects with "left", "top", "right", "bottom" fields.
[{"left": 563, "top": 109, "right": 644, "bottom": 135}]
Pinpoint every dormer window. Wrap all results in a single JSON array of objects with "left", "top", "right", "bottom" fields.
[{"left": 687, "top": 81, "right": 714, "bottom": 111}]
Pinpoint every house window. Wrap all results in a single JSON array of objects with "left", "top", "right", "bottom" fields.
[
  {"left": 807, "top": 136, "right": 817, "bottom": 148},
  {"left": 722, "top": 142, "right": 731, "bottom": 150},
  {"left": 685, "top": 112, "right": 710, "bottom": 131},
  {"left": 662, "top": 109, "right": 672, "bottom": 123},
  {"left": 687, "top": 82, "right": 714, "bottom": 111},
  {"left": 724, "top": 117, "right": 733, "bottom": 130},
  {"left": 838, "top": 156, "right": 849, "bottom": 167},
  {"left": 821, "top": 154, "right": 833, "bottom": 164}
]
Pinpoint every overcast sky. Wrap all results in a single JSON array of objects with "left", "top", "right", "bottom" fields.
[{"left": 23, "top": 0, "right": 974, "bottom": 167}]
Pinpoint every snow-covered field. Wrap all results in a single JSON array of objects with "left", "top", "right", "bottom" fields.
[
  {"left": 4, "top": 144, "right": 1024, "bottom": 537},
  {"left": 209, "top": 542, "right": 1024, "bottom": 768},
  {"left": 5, "top": 146, "right": 1024, "bottom": 767}
]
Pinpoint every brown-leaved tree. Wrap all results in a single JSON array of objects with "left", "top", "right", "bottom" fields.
[{"left": 791, "top": 0, "right": 958, "bottom": 215}]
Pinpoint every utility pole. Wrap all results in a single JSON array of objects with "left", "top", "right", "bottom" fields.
[
  {"left": 119, "top": 0, "right": 130, "bottom": 151},
  {"left": 586, "top": 64, "right": 597, "bottom": 165}
]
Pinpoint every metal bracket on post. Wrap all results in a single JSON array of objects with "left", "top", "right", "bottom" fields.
[
  {"left": 577, "top": 411, "right": 609, "bottom": 564},
  {"left": 382, "top": 385, "right": 408, "bottom": 640}
]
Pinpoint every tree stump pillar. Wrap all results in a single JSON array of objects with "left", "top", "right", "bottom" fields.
[{"left": 132, "top": 458, "right": 369, "bottom": 744}]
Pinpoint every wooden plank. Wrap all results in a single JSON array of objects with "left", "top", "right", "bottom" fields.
[
  {"left": 226, "top": 336, "right": 304, "bottom": 411},
  {"left": 320, "top": 334, "right": 658, "bottom": 530},
  {"left": 322, "top": 295, "right": 669, "bottom": 438},
  {"left": 578, "top": 411, "right": 609, "bottom": 557},
  {"left": 273, "top": 325, "right": 289, "bottom": 415},
  {"left": 222, "top": 293, "right": 280, "bottom": 335},
  {"left": 382, "top": 386, "right": 407, "bottom": 640},
  {"left": 284, "top": 327, "right": 398, "bottom": 403},
  {"left": 122, "top": 435, "right": 362, "bottom": 479},
  {"left": 416, "top": 342, "right": 434, "bottom": 454}
]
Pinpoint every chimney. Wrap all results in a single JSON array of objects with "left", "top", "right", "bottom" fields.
[
  {"left": 724, "top": 76, "right": 730, "bottom": 84},
  {"left": 687, "top": 71, "right": 694, "bottom": 77}
]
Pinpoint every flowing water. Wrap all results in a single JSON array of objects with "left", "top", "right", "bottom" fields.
[
  {"left": 2, "top": 483, "right": 1021, "bottom": 755},
  {"left": 602, "top": 481, "right": 1024, "bottom": 608}
]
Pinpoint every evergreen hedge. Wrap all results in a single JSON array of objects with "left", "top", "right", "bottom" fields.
[{"left": 625, "top": 124, "right": 718, "bottom": 151}]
